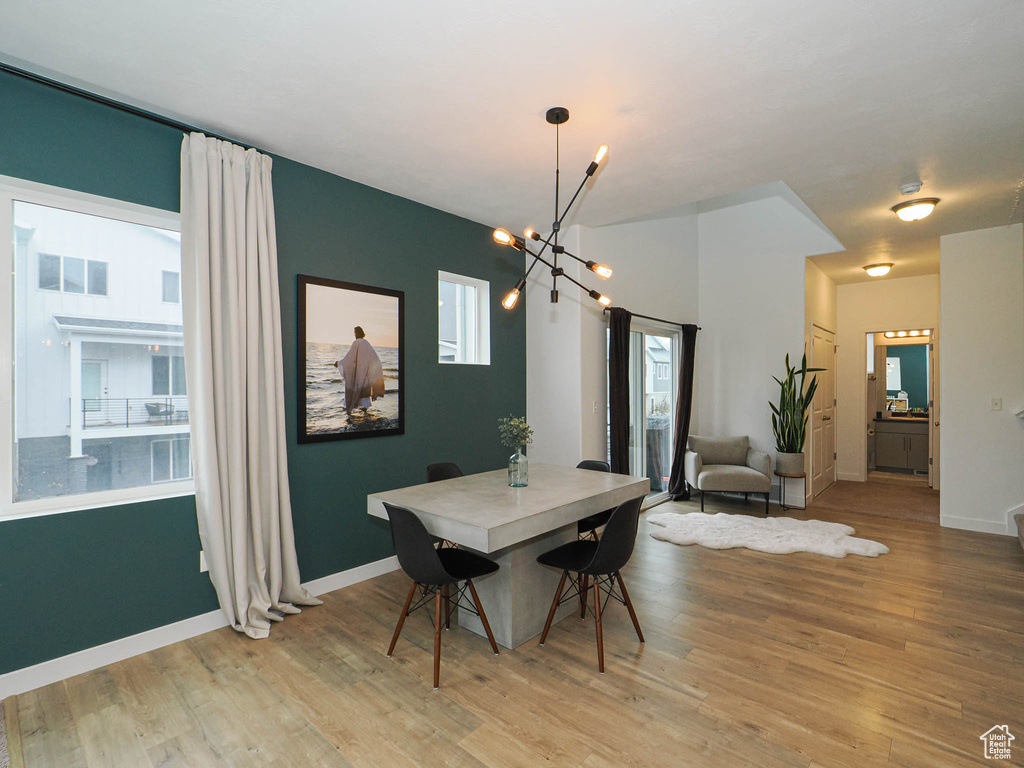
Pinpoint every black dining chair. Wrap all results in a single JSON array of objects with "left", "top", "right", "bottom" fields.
[
  {"left": 426, "top": 462, "right": 463, "bottom": 483},
  {"left": 383, "top": 502, "right": 500, "bottom": 689},
  {"left": 536, "top": 495, "right": 645, "bottom": 673},
  {"left": 575, "top": 460, "right": 615, "bottom": 540}
]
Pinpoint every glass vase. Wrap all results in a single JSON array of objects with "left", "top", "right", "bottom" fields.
[{"left": 508, "top": 447, "right": 529, "bottom": 487}]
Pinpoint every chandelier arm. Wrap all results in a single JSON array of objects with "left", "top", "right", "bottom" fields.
[
  {"left": 555, "top": 173, "right": 592, "bottom": 228},
  {"left": 523, "top": 246, "right": 594, "bottom": 294}
]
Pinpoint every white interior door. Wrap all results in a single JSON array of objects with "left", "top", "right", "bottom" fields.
[
  {"left": 929, "top": 331, "right": 940, "bottom": 490},
  {"left": 811, "top": 326, "right": 836, "bottom": 498}
]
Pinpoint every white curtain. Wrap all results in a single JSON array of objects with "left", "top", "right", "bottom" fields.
[{"left": 180, "top": 132, "right": 320, "bottom": 639}]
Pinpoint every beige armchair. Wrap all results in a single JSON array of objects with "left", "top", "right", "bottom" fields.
[{"left": 684, "top": 435, "right": 772, "bottom": 515}]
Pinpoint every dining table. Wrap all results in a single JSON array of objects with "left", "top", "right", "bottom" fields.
[{"left": 367, "top": 462, "right": 649, "bottom": 649}]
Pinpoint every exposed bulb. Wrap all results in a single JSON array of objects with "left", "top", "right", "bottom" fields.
[
  {"left": 594, "top": 144, "right": 609, "bottom": 165},
  {"left": 502, "top": 289, "right": 520, "bottom": 310},
  {"left": 493, "top": 228, "right": 514, "bottom": 246},
  {"left": 586, "top": 261, "right": 613, "bottom": 279},
  {"left": 524, "top": 227, "right": 541, "bottom": 241},
  {"left": 589, "top": 289, "right": 612, "bottom": 306}
]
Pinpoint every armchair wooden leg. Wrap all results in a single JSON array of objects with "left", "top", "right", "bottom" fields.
[
  {"left": 443, "top": 584, "right": 451, "bottom": 629},
  {"left": 388, "top": 580, "right": 418, "bottom": 657},
  {"left": 593, "top": 578, "right": 605, "bottom": 673},
  {"left": 466, "top": 579, "right": 499, "bottom": 655},
  {"left": 580, "top": 573, "right": 589, "bottom": 619},
  {"left": 616, "top": 571, "right": 644, "bottom": 643},
  {"left": 700, "top": 491, "right": 705, "bottom": 512},
  {"left": 765, "top": 492, "right": 770, "bottom": 515},
  {"left": 433, "top": 590, "right": 443, "bottom": 689},
  {"left": 539, "top": 570, "right": 568, "bottom": 646}
]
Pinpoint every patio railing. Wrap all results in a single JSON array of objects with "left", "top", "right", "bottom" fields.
[{"left": 82, "top": 396, "right": 189, "bottom": 429}]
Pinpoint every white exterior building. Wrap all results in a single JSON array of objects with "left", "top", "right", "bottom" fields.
[{"left": 13, "top": 201, "right": 190, "bottom": 500}]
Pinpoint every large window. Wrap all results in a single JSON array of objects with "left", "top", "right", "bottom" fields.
[
  {"left": 1, "top": 176, "right": 191, "bottom": 517},
  {"left": 438, "top": 270, "right": 490, "bottom": 365}
]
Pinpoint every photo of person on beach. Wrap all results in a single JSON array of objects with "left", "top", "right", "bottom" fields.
[
  {"left": 336, "top": 326, "right": 385, "bottom": 414},
  {"left": 298, "top": 276, "right": 404, "bottom": 441}
]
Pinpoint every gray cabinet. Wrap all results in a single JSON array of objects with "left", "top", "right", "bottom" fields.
[{"left": 874, "top": 420, "right": 929, "bottom": 472}]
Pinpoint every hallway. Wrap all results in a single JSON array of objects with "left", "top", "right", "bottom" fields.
[{"left": 809, "top": 476, "right": 939, "bottom": 524}]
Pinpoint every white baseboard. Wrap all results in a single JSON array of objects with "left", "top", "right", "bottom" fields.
[
  {"left": 837, "top": 472, "right": 863, "bottom": 482},
  {"left": 303, "top": 555, "right": 399, "bottom": 597},
  {"left": 0, "top": 555, "right": 400, "bottom": 701},
  {"left": 940, "top": 515, "right": 1014, "bottom": 537}
]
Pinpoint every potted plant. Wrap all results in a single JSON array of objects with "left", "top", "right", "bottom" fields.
[
  {"left": 498, "top": 415, "right": 534, "bottom": 487},
  {"left": 770, "top": 352, "right": 823, "bottom": 475}
]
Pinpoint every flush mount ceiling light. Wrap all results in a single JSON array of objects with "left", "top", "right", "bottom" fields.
[
  {"left": 493, "top": 107, "right": 612, "bottom": 311},
  {"left": 863, "top": 263, "right": 893, "bottom": 277},
  {"left": 892, "top": 197, "right": 940, "bottom": 222}
]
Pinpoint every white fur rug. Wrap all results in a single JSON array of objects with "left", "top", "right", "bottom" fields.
[
  {"left": 0, "top": 700, "right": 9, "bottom": 768},
  {"left": 647, "top": 512, "right": 889, "bottom": 558}
]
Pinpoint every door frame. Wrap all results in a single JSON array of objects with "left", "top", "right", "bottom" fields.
[
  {"left": 627, "top": 318, "right": 682, "bottom": 506},
  {"left": 808, "top": 322, "right": 837, "bottom": 503}
]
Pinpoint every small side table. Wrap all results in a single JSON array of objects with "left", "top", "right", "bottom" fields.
[{"left": 775, "top": 470, "right": 807, "bottom": 510}]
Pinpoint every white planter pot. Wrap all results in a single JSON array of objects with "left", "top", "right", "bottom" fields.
[{"left": 776, "top": 451, "right": 805, "bottom": 476}]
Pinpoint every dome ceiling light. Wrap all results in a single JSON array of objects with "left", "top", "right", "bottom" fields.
[
  {"left": 863, "top": 263, "right": 893, "bottom": 277},
  {"left": 891, "top": 183, "right": 939, "bottom": 222}
]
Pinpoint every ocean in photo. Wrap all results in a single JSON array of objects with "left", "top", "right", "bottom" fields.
[{"left": 305, "top": 342, "right": 400, "bottom": 434}]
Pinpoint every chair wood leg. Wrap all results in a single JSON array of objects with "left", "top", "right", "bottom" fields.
[
  {"left": 443, "top": 584, "right": 451, "bottom": 629},
  {"left": 700, "top": 491, "right": 705, "bottom": 511},
  {"left": 388, "top": 580, "right": 418, "bottom": 657},
  {"left": 616, "top": 571, "right": 645, "bottom": 643},
  {"left": 539, "top": 570, "right": 568, "bottom": 646},
  {"left": 433, "top": 589, "right": 443, "bottom": 689},
  {"left": 593, "top": 578, "right": 605, "bottom": 673},
  {"left": 765, "top": 492, "right": 770, "bottom": 515},
  {"left": 580, "top": 573, "right": 589, "bottom": 619},
  {"left": 466, "top": 579, "right": 500, "bottom": 655}
]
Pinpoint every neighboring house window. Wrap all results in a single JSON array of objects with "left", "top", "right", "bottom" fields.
[
  {"left": 438, "top": 270, "right": 490, "bottom": 365},
  {"left": 151, "top": 437, "right": 192, "bottom": 483},
  {"left": 152, "top": 355, "right": 187, "bottom": 396},
  {"left": 162, "top": 270, "right": 180, "bottom": 303},
  {"left": 2, "top": 175, "right": 190, "bottom": 517},
  {"left": 37, "top": 253, "right": 108, "bottom": 295}
]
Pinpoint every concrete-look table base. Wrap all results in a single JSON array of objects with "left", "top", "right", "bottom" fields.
[{"left": 457, "top": 523, "right": 578, "bottom": 650}]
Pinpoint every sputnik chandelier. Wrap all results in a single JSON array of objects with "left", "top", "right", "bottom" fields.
[{"left": 492, "top": 107, "right": 613, "bottom": 311}]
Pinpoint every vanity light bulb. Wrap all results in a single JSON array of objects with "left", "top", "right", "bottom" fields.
[
  {"left": 884, "top": 332, "right": 895, "bottom": 338},
  {"left": 923, "top": 329, "right": 931, "bottom": 336},
  {"left": 909, "top": 330, "right": 919, "bottom": 337},
  {"left": 896, "top": 331, "right": 907, "bottom": 337}
]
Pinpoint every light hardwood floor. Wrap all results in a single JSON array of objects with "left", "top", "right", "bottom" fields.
[{"left": 6, "top": 496, "right": 1024, "bottom": 767}]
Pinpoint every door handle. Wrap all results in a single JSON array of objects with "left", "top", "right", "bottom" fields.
[{"left": 822, "top": 415, "right": 830, "bottom": 421}]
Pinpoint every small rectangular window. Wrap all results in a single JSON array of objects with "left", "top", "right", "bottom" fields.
[
  {"left": 162, "top": 270, "right": 180, "bottom": 303},
  {"left": 438, "top": 271, "right": 490, "bottom": 365},
  {"left": 38, "top": 253, "right": 61, "bottom": 290},
  {"left": 63, "top": 256, "right": 85, "bottom": 294},
  {"left": 152, "top": 355, "right": 170, "bottom": 395},
  {"left": 87, "top": 260, "right": 108, "bottom": 296},
  {"left": 152, "top": 437, "right": 192, "bottom": 483}
]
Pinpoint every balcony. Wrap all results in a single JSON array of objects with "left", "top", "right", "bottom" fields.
[{"left": 82, "top": 397, "right": 189, "bottom": 429}]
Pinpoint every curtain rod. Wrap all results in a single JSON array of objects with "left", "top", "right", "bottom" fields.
[
  {"left": 1, "top": 60, "right": 253, "bottom": 150},
  {"left": 602, "top": 307, "right": 700, "bottom": 330}
]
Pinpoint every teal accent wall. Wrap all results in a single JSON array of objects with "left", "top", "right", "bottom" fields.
[
  {"left": 0, "top": 71, "right": 526, "bottom": 675},
  {"left": 885, "top": 344, "right": 929, "bottom": 410}
]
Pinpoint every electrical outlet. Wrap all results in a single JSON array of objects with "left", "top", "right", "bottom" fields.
[
  {"left": 199, "top": 550, "right": 208, "bottom": 573},
  {"left": 991, "top": 397, "right": 1003, "bottom": 412}
]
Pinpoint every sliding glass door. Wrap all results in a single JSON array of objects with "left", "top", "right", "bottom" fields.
[{"left": 629, "top": 321, "right": 680, "bottom": 503}]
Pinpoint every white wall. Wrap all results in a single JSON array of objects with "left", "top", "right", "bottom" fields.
[
  {"left": 577, "top": 216, "right": 699, "bottom": 460},
  {"left": 525, "top": 226, "right": 584, "bottom": 466},
  {"left": 834, "top": 275, "right": 940, "bottom": 481},
  {"left": 939, "top": 223, "right": 1024, "bottom": 535},
  {"left": 696, "top": 195, "right": 843, "bottom": 483}
]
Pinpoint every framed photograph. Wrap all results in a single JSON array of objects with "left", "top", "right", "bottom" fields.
[{"left": 297, "top": 275, "right": 404, "bottom": 442}]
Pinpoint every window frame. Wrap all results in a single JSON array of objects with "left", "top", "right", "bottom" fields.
[
  {"left": 37, "top": 252, "right": 109, "bottom": 296},
  {"left": 437, "top": 270, "right": 491, "bottom": 366},
  {"left": 151, "top": 437, "right": 192, "bottom": 484},
  {"left": 0, "top": 174, "right": 192, "bottom": 521},
  {"left": 162, "top": 270, "right": 180, "bottom": 304}
]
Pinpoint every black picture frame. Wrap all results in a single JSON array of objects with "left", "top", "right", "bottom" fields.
[{"left": 297, "top": 274, "right": 405, "bottom": 443}]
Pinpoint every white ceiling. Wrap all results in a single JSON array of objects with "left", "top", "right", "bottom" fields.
[{"left": 3, "top": 0, "right": 1023, "bottom": 284}]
